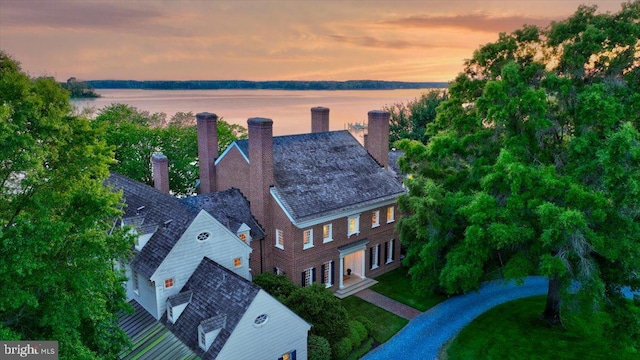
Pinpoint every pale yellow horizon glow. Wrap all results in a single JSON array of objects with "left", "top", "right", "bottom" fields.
[{"left": 0, "top": 0, "right": 629, "bottom": 83}]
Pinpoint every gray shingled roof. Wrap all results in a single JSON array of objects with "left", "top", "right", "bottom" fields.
[
  {"left": 181, "top": 189, "right": 265, "bottom": 240},
  {"left": 107, "top": 173, "right": 265, "bottom": 279},
  {"left": 168, "top": 291, "right": 193, "bottom": 306},
  {"left": 162, "top": 257, "right": 260, "bottom": 360},
  {"left": 200, "top": 314, "right": 227, "bottom": 333},
  {"left": 107, "top": 173, "right": 199, "bottom": 279},
  {"left": 234, "top": 130, "right": 405, "bottom": 223}
]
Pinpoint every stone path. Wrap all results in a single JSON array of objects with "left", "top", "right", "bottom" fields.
[
  {"left": 361, "top": 276, "right": 549, "bottom": 360},
  {"left": 355, "top": 289, "right": 422, "bottom": 320}
]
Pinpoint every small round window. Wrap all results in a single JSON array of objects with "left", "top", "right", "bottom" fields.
[
  {"left": 197, "top": 232, "right": 210, "bottom": 242},
  {"left": 254, "top": 314, "right": 269, "bottom": 326}
]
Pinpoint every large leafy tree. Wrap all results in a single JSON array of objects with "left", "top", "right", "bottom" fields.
[
  {"left": 385, "top": 89, "right": 448, "bottom": 145},
  {"left": 397, "top": 0, "right": 640, "bottom": 341},
  {"left": 0, "top": 52, "right": 132, "bottom": 358},
  {"left": 94, "top": 105, "right": 247, "bottom": 195}
]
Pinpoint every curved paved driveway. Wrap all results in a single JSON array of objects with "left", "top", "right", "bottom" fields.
[{"left": 362, "top": 276, "right": 549, "bottom": 360}]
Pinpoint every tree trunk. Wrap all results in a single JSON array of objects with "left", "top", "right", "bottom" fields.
[{"left": 541, "top": 275, "right": 563, "bottom": 326}]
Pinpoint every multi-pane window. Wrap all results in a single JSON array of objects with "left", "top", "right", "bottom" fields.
[
  {"left": 279, "top": 351, "right": 296, "bottom": 360},
  {"left": 238, "top": 233, "right": 247, "bottom": 243},
  {"left": 234, "top": 257, "right": 242, "bottom": 268},
  {"left": 303, "top": 229, "right": 313, "bottom": 249},
  {"left": 387, "top": 206, "right": 395, "bottom": 223},
  {"left": 370, "top": 244, "right": 380, "bottom": 270},
  {"left": 348, "top": 214, "right": 360, "bottom": 237},
  {"left": 387, "top": 239, "right": 394, "bottom": 263},
  {"left": 164, "top": 278, "right": 174, "bottom": 289},
  {"left": 200, "top": 329, "right": 206, "bottom": 348},
  {"left": 372, "top": 210, "right": 380, "bottom": 227},
  {"left": 323, "top": 223, "right": 332, "bottom": 243},
  {"left": 302, "top": 267, "right": 315, "bottom": 287},
  {"left": 276, "top": 229, "right": 284, "bottom": 249},
  {"left": 322, "top": 260, "right": 333, "bottom": 288}
]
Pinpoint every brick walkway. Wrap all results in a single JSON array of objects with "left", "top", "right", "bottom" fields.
[{"left": 355, "top": 289, "right": 422, "bottom": 320}]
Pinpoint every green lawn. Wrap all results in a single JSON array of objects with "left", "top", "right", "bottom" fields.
[
  {"left": 446, "top": 296, "right": 638, "bottom": 360},
  {"left": 341, "top": 296, "right": 408, "bottom": 343},
  {"left": 371, "top": 267, "right": 447, "bottom": 311}
]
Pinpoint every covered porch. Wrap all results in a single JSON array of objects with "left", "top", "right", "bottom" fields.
[{"left": 334, "top": 239, "right": 378, "bottom": 299}]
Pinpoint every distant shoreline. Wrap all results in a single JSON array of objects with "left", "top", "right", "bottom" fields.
[{"left": 85, "top": 80, "right": 449, "bottom": 91}]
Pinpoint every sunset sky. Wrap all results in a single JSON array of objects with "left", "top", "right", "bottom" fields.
[{"left": 0, "top": 0, "right": 629, "bottom": 82}]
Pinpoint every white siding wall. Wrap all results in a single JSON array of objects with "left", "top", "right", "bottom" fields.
[
  {"left": 151, "top": 210, "right": 253, "bottom": 318},
  {"left": 216, "top": 291, "right": 310, "bottom": 360},
  {"left": 125, "top": 264, "right": 159, "bottom": 319}
]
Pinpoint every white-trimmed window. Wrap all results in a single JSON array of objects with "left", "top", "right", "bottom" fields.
[
  {"left": 238, "top": 232, "right": 248, "bottom": 243},
  {"left": 302, "top": 267, "right": 315, "bottom": 287},
  {"left": 164, "top": 277, "right": 174, "bottom": 289},
  {"left": 323, "top": 223, "right": 333, "bottom": 243},
  {"left": 322, "top": 260, "right": 333, "bottom": 288},
  {"left": 279, "top": 351, "right": 296, "bottom": 360},
  {"left": 200, "top": 329, "right": 206, "bottom": 348},
  {"left": 303, "top": 229, "right": 313, "bottom": 249},
  {"left": 168, "top": 304, "right": 174, "bottom": 321},
  {"left": 254, "top": 314, "right": 269, "bottom": 327},
  {"left": 276, "top": 229, "right": 284, "bottom": 250},
  {"left": 370, "top": 244, "right": 380, "bottom": 270},
  {"left": 372, "top": 210, "right": 380, "bottom": 228},
  {"left": 233, "top": 257, "right": 242, "bottom": 268},
  {"left": 387, "top": 239, "right": 394, "bottom": 263},
  {"left": 132, "top": 270, "right": 139, "bottom": 295},
  {"left": 348, "top": 214, "right": 360, "bottom": 237},
  {"left": 387, "top": 206, "right": 395, "bottom": 223}
]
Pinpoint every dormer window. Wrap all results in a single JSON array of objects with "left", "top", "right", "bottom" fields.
[
  {"left": 236, "top": 223, "right": 251, "bottom": 244},
  {"left": 167, "top": 291, "right": 192, "bottom": 324},
  {"left": 199, "top": 315, "right": 227, "bottom": 352},
  {"left": 197, "top": 232, "right": 210, "bottom": 242}
]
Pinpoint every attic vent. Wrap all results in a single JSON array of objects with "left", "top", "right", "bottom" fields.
[
  {"left": 163, "top": 219, "right": 173, "bottom": 228},
  {"left": 197, "top": 232, "right": 210, "bottom": 242},
  {"left": 254, "top": 314, "right": 269, "bottom": 327}
]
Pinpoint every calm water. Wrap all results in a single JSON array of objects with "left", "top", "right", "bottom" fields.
[{"left": 71, "top": 89, "right": 433, "bottom": 136}]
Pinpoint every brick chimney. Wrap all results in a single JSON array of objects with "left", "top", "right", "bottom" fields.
[
  {"left": 197, "top": 112, "right": 218, "bottom": 194},
  {"left": 366, "top": 110, "right": 390, "bottom": 169},
  {"left": 248, "top": 118, "right": 274, "bottom": 227},
  {"left": 311, "top": 106, "right": 330, "bottom": 133},
  {"left": 152, "top": 153, "right": 170, "bottom": 193}
]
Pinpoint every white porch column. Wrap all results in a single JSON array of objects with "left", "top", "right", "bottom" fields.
[
  {"left": 339, "top": 255, "right": 344, "bottom": 289},
  {"left": 360, "top": 250, "right": 366, "bottom": 279}
]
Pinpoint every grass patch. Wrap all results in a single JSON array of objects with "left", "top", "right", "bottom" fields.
[
  {"left": 341, "top": 296, "right": 408, "bottom": 343},
  {"left": 447, "top": 296, "right": 638, "bottom": 360},
  {"left": 344, "top": 338, "right": 374, "bottom": 360},
  {"left": 371, "top": 266, "right": 447, "bottom": 311}
]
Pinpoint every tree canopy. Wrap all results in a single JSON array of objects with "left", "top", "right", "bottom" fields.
[
  {"left": 93, "top": 104, "right": 247, "bottom": 196},
  {"left": 397, "top": 0, "right": 640, "bottom": 344},
  {"left": 385, "top": 89, "right": 448, "bottom": 146},
  {"left": 0, "top": 51, "right": 132, "bottom": 358}
]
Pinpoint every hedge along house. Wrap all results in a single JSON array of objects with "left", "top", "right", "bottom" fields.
[{"left": 208, "top": 108, "right": 406, "bottom": 297}]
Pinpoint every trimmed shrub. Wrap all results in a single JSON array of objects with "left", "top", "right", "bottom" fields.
[
  {"left": 350, "top": 320, "right": 368, "bottom": 344},
  {"left": 308, "top": 335, "right": 331, "bottom": 360},
  {"left": 331, "top": 337, "right": 352, "bottom": 360},
  {"left": 355, "top": 316, "right": 374, "bottom": 335}
]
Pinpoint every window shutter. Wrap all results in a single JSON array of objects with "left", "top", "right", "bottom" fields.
[
  {"left": 301, "top": 271, "right": 306, "bottom": 287},
  {"left": 312, "top": 268, "right": 316, "bottom": 283},
  {"left": 321, "top": 264, "right": 326, "bottom": 284},
  {"left": 331, "top": 261, "right": 335, "bottom": 285},
  {"left": 369, "top": 247, "right": 373, "bottom": 269},
  {"left": 292, "top": 350, "right": 297, "bottom": 360},
  {"left": 384, "top": 241, "right": 388, "bottom": 262},
  {"left": 392, "top": 240, "right": 396, "bottom": 260},
  {"left": 377, "top": 244, "right": 381, "bottom": 266},
  {"left": 274, "top": 267, "right": 278, "bottom": 274}
]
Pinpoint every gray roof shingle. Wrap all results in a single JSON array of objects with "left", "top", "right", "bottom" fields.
[
  {"left": 234, "top": 130, "right": 405, "bottom": 223},
  {"left": 107, "top": 173, "right": 264, "bottom": 279},
  {"left": 181, "top": 189, "right": 265, "bottom": 240},
  {"left": 162, "top": 257, "right": 260, "bottom": 360}
]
